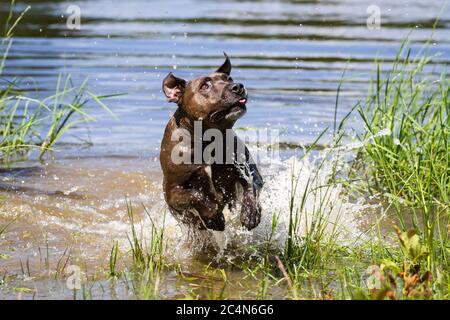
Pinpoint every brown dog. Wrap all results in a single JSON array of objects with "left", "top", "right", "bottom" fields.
[{"left": 160, "top": 54, "right": 263, "bottom": 231}]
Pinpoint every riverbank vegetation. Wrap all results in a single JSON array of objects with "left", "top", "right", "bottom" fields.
[{"left": 1, "top": 1, "right": 113, "bottom": 163}]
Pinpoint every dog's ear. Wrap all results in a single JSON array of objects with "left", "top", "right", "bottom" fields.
[
  {"left": 162, "top": 72, "right": 186, "bottom": 103},
  {"left": 216, "top": 52, "right": 231, "bottom": 75}
]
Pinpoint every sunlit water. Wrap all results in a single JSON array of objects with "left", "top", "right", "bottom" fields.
[{"left": 0, "top": 0, "right": 448, "bottom": 299}]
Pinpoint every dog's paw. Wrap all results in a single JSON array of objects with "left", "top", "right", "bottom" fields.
[
  {"left": 240, "top": 196, "right": 261, "bottom": 230},
  {"left": 204, "top": 213, "right": 225, "bottom": 231}
]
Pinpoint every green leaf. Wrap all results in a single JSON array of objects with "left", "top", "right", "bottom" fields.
[{"left": 397, "top": 229, "right": 428, "bottom": 261}]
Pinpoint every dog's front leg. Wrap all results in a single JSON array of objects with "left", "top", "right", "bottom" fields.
[
  {"left": 234, "top": 162, "right": 263, "bottom": 230},
  {"left": 240, "top": 186, "right": 262, "bottom": 230},
  {"left": 165, "top": 186, "right": 225, "bottom": 230},
  {"left": 165, "top": 166, "right": 225, "bottom": 231}
]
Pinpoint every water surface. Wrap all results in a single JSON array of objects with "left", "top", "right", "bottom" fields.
[{"left": 0, "top": 0, "right": 448, "bottom": 299}]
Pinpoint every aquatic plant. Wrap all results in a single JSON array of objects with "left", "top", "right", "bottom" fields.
[
  {"left": 349, "top": 43, "right": 449, "bottom": 282},
  {"left": 0, "top": 0, "right": 115, "bottom": 163},
  {"left": 115, "top": 201, "right": 167, "bottom": 299}
]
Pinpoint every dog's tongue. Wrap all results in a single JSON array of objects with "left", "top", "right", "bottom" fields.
[{"left": 238, "top": 98, "right": 247, "bottom": 105}]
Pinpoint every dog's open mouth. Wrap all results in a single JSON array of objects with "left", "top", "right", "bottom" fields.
[
  {"left": 225, "top": 98, "right": 247, "bottom": 120},
  {"left": 209, "top": 98, "right": 248, "bottom": 122},
  {"left": 237, "top": 98, "right": 247, "bottom": 106}
]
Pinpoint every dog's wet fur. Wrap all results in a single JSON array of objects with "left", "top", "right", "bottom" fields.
[{"left": 160, "top": 53, "right": 263, "bottom": 231}]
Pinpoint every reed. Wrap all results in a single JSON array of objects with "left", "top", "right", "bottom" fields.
[
  {"left": 349, "top": 44, "right": 449, "bottom": 275},
  {"left": 275, "top": 42, "right": 449, "bottom": 300},
  {"left": 110, "top": 201, "right": 167, "bottom": 299},
  {"left": 0, "top": 0, "right": 115, "bottom": 163}
]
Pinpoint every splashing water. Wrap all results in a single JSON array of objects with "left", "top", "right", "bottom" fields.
[
  {"left": 135, "top": 142, "right": 382, "bottom": 264},
  {"left": 0, "top": 138, "right": 385, "bottom": 275}
]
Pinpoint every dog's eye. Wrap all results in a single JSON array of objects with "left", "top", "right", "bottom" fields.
[{"left": 201, "top": 80, "right": 211, "bottom": 90}]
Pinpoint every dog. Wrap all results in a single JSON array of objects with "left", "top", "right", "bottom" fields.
[{"left": 160, "top": 53, "right": 263, "bottom": 231}]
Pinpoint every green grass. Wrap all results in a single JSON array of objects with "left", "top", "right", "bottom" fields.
[
  {"left": 0, "top": 1, "right": 115, "bottom": 164},
  {"left": 352, "top": 49, "right": 449, "bottom": 266},
  {"left": 345, "top": 43, "right": 449, "bottom": 299},
  {"left": 112, "top": 201, "right": 167, "bottom": 299},
  {"left": 0, "top": 219, "right": 14, "bottom": 238},
  {"left": 0, "top": 74, "right": 115, "bottom": 162},
  {"left": 276, "top": 42, "right": 449, "bottom": 300}
]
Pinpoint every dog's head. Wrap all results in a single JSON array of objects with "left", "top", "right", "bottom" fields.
[{"left": 162, "top": 53, "right": 247, "bottom": 129}]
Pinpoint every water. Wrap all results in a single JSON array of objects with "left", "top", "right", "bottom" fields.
[{"left": 0, "top": 0, "right": 448, "bottom": 299}]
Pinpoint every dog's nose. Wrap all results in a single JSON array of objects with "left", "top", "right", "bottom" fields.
[{"left": 231, "top": 83, "right": 245, "bottom": 95}]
